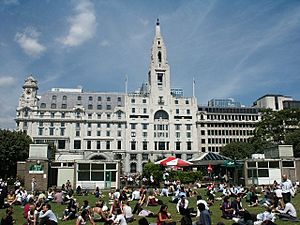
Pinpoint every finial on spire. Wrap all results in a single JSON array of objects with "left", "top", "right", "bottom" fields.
[{"left": 156, "top": 18, "right": 160, "bottom": 26}]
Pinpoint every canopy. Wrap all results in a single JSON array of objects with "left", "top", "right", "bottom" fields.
[
  {"left": 154, "top": 156, "right": 176, "bottom": 165},
  {"left": 221, "top": 160, "right": 243, "bottom": 168},
  {"left": 166, "top": 158, "right": 193, "bottom": 167}
]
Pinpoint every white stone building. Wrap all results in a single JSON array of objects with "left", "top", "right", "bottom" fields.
[{"left": 16, "top": 20, "right": 260, "bottom": 182}]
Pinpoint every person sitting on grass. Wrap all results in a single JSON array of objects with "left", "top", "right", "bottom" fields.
[
  {"left": 39, "top": 203, "right": 58, "bottom": 225},
  {"left": 255, "top": 202, "right": 276, "bottom": 225},
  {"left": 220, "top": 196, "right": 234, "bottom": 219},
  {"left": 92, "top": 201, "right": 109, "bottom": 222},
  {"left": 27, "top": 204, "right": 38, "bottom": 225},
  {"left": 275, "top": 198, "right": 297, "bottom": 221},
  {"left": 246, "top": 186, "right": 259, "bottom": 207},
  {"left": 63, "top": 195, "right": 77, "bottom": 221},
  {"left": 147, "top": 190, "right": 161, "bottom": 206},
  {"left": 122, "top": 200, "right": 134, "bottom": 223},
  {"left": 114, "top": 208, "right": 127, "bottom": 225},
  {"left": 177, "top": 196, "right": 189, "bottom": 214},
  {"left": 1, "top": 206, "right": 16, "bottom": 225},
  {"left": 157, "top": 204, "right": 175, "bottom": 225},
  {"left": 180, "top": 207, "right": 192, "bottom": 225},
  {"left": 76, "top": 209, "right": 96, "bottom": 225}
]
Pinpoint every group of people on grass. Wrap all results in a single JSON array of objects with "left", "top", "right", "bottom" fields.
[{"left": 0, "top": 173, "right": 299, "bottom": 225}]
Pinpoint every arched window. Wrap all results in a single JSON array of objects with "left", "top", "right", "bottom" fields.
[
  {"left": 40, "top": 103, "right": 46, "bottom": 108},
  {"left": 158, "top": 51, "right": 162, "bottom": 63},
  {"left": 90, "top": 155, "right": 106, "bottom": 160},
  {"left": 62, "top": 95, "right": 67, "bottom": 100},
  {"left": 130, "top": 163, "right": 137, "bottom": 173},
  {"left": 89, "top": 96, "right": 93, "bottom": 101},
  {"left": 52, "top": 95, "right": 57, "bottom": 100},
  {"left": 51, "top": 103, "right": 56, "bottom": 109},
  {"left": 154, "top": 110, "right": 169, "bottom": 120}
]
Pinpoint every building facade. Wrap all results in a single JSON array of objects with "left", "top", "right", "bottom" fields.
[
  {"left": 16, "top": 20, "right": 260, "bottom": 176},
  {"left": 253, "top": 94, "right": 293, "bottom": 111}
]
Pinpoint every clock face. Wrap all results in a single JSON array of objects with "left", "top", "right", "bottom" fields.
[{"left": 26, "top": 89, "right": 31, "bottom": 95}]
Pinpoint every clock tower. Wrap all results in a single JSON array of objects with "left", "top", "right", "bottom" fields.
[{"left": 19, "top": 75, "right": 39, "bottom": 109}]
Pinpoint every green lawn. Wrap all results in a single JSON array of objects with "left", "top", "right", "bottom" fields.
[{"left": 0, "top": 188, "right": 299, "bottom": 225}]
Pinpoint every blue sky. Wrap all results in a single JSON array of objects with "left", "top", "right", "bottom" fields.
[{"left": 1, "top": 0, "right": 300, "bottom": 129}]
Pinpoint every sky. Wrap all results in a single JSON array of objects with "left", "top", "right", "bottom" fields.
[{"left": 1, "top": 0, "right": 300, "bottom": 129}]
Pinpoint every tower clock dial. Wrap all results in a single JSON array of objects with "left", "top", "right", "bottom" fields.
[{"left": 26, "top": 89, "right": 31, "bottom": 95}]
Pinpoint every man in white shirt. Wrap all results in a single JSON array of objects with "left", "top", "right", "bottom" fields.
[
  {"left": 196, "top": 195, "right": 209, "bottom": 217},
  {"left": 280, "top": 174, "right": 293, "bottom": 203},
  {"left": 130, "top": 189, "right": 140, "bottom": 201}
]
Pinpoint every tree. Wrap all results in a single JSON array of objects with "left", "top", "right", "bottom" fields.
[
  {"left": 0, "top": 129, "right": 32, "bottom": 178},
  {"left": 220, "top": 142, "right": 255, "bottom": 160},
  {"left": 254, "top": 109, "right": 300, "bottom": 144},
  {"left": 285, "top": 128, "right": 300, "bottom": 157},
  {"left": 142, "top": 162, "right": 164, "bottom": 182}
]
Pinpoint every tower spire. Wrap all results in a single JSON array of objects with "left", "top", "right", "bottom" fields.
[{"left": 155, "top": 18, "right": 161, "bottom": 36}]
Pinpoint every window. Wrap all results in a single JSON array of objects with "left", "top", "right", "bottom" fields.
[
  {"left": 52, "top": 95, "right": 57, "bottom": 100},
  {"left": 186, "top": 124, "right": 192, "bottom": 130},
  {"left": 97, "top": 105, "right": 102, "bottom": 110},
  {"left": 187, "top": 141, "right": 192, "bottom": 150},
  {"left": 51, "top": 103, "right": 56, "bottom": 109},
  {"left": 89, "top": 96, "right": 93, "bottom": 101},
  {"left": 132, "top": 108, "right": 135, "bottom": 113},
  {"left": 258, "top": 162, "right": 268, "bottom": 168},
  {"left": 107, "top": 97, "right": 111, "bottom": 101},
  {"left": 74, "top": 140, "right": 81, "bottom": 149},
  {"left": 117, "top": 131, "right": 121, "bottom": 137},
  {"left": 131, "top": 141, "right": 136, "bottom": 150},
  {"left": 60, "top": 128, "right": 65, "bottom": 136},
  {"left": 88, "top": 122, "right": 91, "bottom": 128},
  {"left": 87, "top": 131, "right": 91, "bottom": 136},
  {"left": 106, "top": 131, "right": 110, "bottom": 136},
  {"left": 76, "top": 131, "right": 80, "bottom": 137},
  {"left": 61, "top": 104, "right": 67, "bottom": 109},
  {"left": 88, "top": 104, "right": 93, "bottom": 109},
  {"left": 130, "top": 163, "right": 137, "bottom": 173},
  {"left": 58, "top": 140, "right": 65, "bottom": 149},
  {"left": 176, "top": 132, "right": 180, "bottom": 138},
  {"left": 143, "top": 141, "right": 148, "bottom": 150},
  {"left": 97, "top": 131, "right": 101, "bottom": 136},
  {"left": 131, "top": 99, "right": 135, "bottom": 103},
  {"left": 130, "top": 154, "right": 137, "bottom": 160},
  {"left": 117, "top": 141, "right": 122, "bottom": 150},
  {"left": 282, "top": 161, "right": 294, "bottom": 167},
  {"left": 107, "top": 114, "right": 111, "bottom": 119},
  {"left": 269, "top": 161, "right": 279, "bottom": 168},
  {"left": 142, "top": 124, "right": 148, "bottom": 129},
  {"left": 143, "top": 108, "right": 147, "bottom": 114},
  {"left": 176, "top": 141, "right": 180, "bottom": 150},
  {"left": 258, "top": 169, "right": 269, "bottom": 177},
  {"left": 49, "top": 128, "right": 54, "bottom": 136},
  {"left": 142, "top": 154, "right": 148, "bottom": 160},
  {"left": 175, "top": 100, "right": 178, "bottom": 104},
  {"left": 98, "top": 96, "right": 102, "bottom": 101},
  {"left": 185, "top": 100, "right": 189, "bottom": 104},
  {"left": 142, "top": 99, "right": 147, "bottom": 103},
  {"left": 40, "top": 103, "right": 46, "bottom": 108},
  {"left": 187, "top": 109, "right": 190, "bottom": 114},
  {"left": 117, "top": 97, "right": 122, "bottom": 102},
  {"left": 38, "top": 128, "right": 43, "bottom": 135},
  {"left": 62, "top": 95, "right": 67, "bottom": 100},
  {"left": 106, "top": 105, "right": 111, "bottom": 110},
  {"left": 107, "top": 123, "right": 110, "bottom": 128},
  {"left": 247, "top": 162, "right": 256, "bottom": 168},
  {"left": 131, "top": 123, "right": 136, "bottom": 129},
  {"left": 175, "top": 124, "right": 181, "bottom": 130},
  {"left": 143, "top": 132, "right": 147, "bottom": 138},
  {"left": 186, "top": 132, "right": 191, "bottom": 138},
  {"left": 88, "top": 114, "right": 92, "bottom": 119},
  {"left": 106, "top": 141, "right": 110, "bottom": 150},
  {"left": 97, "top": 141, "right": 101, "bottom": 149},
  {"left": 87, "top": 141, "right": 91, "bottom": 149},
  {"left": 176, "top": 109, "right": 179, "bottom": 114}
]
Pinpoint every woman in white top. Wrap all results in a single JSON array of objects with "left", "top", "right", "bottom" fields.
[{"left": 114, "top": 208, "right": 127, "bottom": 225}]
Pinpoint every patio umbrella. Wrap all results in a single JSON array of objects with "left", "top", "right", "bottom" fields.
[
  {"left": 154, "top": 156, "right": 177, "bottom": 165},
  {"left": 166, "top": 158, "right": 193, "bottom": 167}
]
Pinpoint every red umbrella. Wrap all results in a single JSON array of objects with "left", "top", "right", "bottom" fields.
[
  {"left": 166, "top": 158, "right": 193, "bottom": 167},
  {"left": 154, "top": 156, "right": 177, "bottom": 165}
]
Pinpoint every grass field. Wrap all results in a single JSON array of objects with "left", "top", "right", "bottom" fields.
[{"left": 0, "top": 188, "right": 299, "bottom": 225}]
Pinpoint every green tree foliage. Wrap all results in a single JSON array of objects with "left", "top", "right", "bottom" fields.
[
  {"left": 254, "top": 109, "right": 300, "bottom": 144},
  {"left": 0, "top": 129, "right": 32, "bottom": 178},
  {"left": 285, "top": 128, "right": 300, "bottom": 157},
  {"left": 142, "top": 162, "right": 164, "bottom": 182},
  {"left": 220, "top": 142, "right": 255, "bottom": 160},
  {"left": 169, "top": 170, "right": 202, "bottom": 184}
]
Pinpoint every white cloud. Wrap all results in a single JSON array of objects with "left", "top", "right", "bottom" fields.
[
  {"left": 100, "top": 39, "right": 110, "bottom": 47},
  {"left": 0, "top": 76, "right": 16, "bottom": 87},
  {"left": 59, "top": 0, "right": 97, "bottom": 47},
  {"left": 15, "top": 27, "right": 46, "bottom": 57}
]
